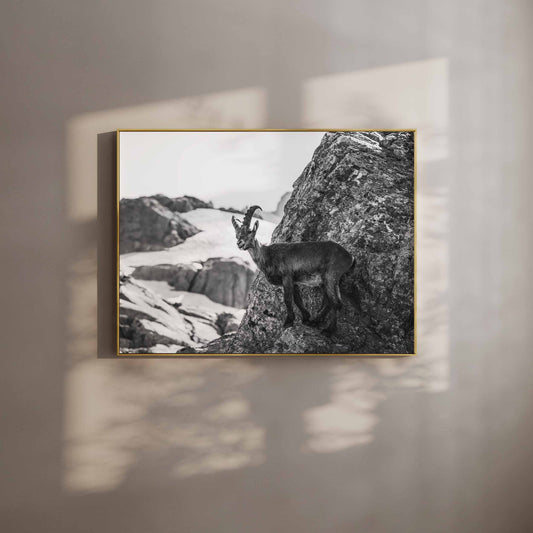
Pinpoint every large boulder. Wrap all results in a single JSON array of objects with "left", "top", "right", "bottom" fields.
[
  {"left": 131, "top": 257, "right": 256, "bottom": 309},
  {"left": 216, "top": 312, "right": 241, "bottom": 334},
  {"left": 131, "top": 263, "right": 201, "bottom": 290},
  {"left": 119, "top": 197, "right": 200, "bottom": 253},
  {"left": 227, "top": 131, "right": 415, "bottom": 354},
  {"left": 189, "top": 257, "right": 255, "bottom": 308}
]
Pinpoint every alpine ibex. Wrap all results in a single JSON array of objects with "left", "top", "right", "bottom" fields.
[{"left": 232, "top": 205, "right": 357, "bottom": 333}]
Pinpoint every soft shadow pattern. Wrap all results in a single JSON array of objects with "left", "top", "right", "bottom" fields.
[
  {"left": 65, "top": 59, "right": 450, "bottom": 494},
  {"left": 97, "top": 132, "right": 117, "bottom": 357}
]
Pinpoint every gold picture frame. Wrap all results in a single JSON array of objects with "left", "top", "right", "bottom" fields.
[{"left": 116, "top": 129, "right": 417, "bottom": 356}]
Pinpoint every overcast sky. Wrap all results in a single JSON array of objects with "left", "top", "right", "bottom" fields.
[{"left": 119, "top": 131, "right": 324, "bottom": 212}]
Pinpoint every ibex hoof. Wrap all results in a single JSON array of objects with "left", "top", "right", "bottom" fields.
[{"left": 282, "top": 318, "right": 294, "bottom": 329}]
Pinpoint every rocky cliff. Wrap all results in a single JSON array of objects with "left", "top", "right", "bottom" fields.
[
  {"left": 223, "top": 131, "right": 415, "bottom": 354},
  {"left": 119, "top": 196, "right": 202, "bottom": 253},
  {"left": 119, "top": 276, "right": 243, "bottom": 353},
  {"left": 131, "top": 256, "right": 256, "bottom": 308}
]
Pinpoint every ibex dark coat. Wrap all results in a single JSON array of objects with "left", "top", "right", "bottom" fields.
[{"left": 232, "top": 205, "right": 357, "bottom": 333}]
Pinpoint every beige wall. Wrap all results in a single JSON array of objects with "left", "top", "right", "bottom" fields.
[{"left": 1, "top": 1, "right": 532, "bottom": 532}]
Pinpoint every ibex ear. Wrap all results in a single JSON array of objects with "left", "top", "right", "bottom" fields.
[
  {"left": 231, "top": 216, "right": 240, "bottom": 230},
  {"left": 253, "top": 220, "right": 259, "bottom": 233}
]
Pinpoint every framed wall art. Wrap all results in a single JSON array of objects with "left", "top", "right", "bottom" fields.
[{"left": 117, "top": 130, "right": 416, "bottom": 355}]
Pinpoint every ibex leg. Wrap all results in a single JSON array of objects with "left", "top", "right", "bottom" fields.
[
  {"left": 293, "top": 286, "right": 311, "bottom": 325},
  {"left": 282, "top": 275, "right": 295, "bottom": 328},
  {"left": 322, "top": 277, "right": 342, "bottom": 334}
]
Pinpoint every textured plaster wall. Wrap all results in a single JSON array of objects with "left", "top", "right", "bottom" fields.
[{"left": 1, "top": 2, "right": 532, "bottom": 532}]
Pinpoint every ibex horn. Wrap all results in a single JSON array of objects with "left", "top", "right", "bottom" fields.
[
  {"left": 231, "top": 216, "right": 241, "bottom": 230},
  {"left": 242, "top": 205, "right": 262, "bottom": 228}
]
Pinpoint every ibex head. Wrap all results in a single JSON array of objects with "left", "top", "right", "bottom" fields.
[{"left": 232, "top": 205, "right": 262, "bottom": 250}]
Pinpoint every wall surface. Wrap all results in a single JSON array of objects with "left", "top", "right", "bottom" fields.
[{"left": 1, "top": 2, "right": 532, "bottom": 532}]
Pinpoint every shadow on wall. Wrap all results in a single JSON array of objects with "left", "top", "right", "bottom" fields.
[{"left": 65, "top": 59, "right": 449, "bottom": 497}]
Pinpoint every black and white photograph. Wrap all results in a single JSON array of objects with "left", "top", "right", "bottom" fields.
[{"left": 118, "top": 130, "right": 415, "bottom": 355}]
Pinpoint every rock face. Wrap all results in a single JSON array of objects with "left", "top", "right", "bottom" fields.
[
  {"left": 119, "top": 277, "right": 195, "bottom": 351},
  {"left": 131, "top": 257, "right": 256, "bottom": 308},
  {"left": 226, "top": 131, "right": 415, "bottom": 354},
  {"left": 131, "top": 263, "right": 201, "bottom": 290},
  {"left": 189, "top": 257, "right": 256, "bottom": 308},
  {"left": 119, "top": 197, "right": 200, "bottom": 253},
  {"left": 271, "top": 326, "right": 345, "bottom": 354},
  {"left": 216, "top": 312, "right": 240, "bottom": 334},
  {"left": 119, "top": 276, "right": 240, "bottom": 353}
]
